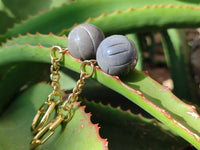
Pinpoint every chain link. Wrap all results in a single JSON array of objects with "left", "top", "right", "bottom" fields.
[
  {"left": 30, "top": 45, "right": 96, "bottom": 149},
  {"left": 58, "top": 60, "right": 96, "bottom": 122},
  {"left": 48, "top": 46, "right": 67, "bottom": 102},
  {"left": 30, "top": 59, "right": 96, "bottom": 149},
  {"left": 31, "top": 46, "right": 66, "bottom": 134}
]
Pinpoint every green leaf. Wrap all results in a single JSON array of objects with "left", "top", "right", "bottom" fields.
[
  {"left": 0, "top": 0, "right": 70, "bottom": 35},
  {"left": 1, "top": 0, "right": 138, "bottom": 40},
  {"left": 0, "top": 10, "right": 15, "bottom": 34},
  {"left": 0, "top": 0, "right": 15, "bottom": 18},
  {"left": 59, "top": 68, "right": 78, "bottom": 90},
  {"left": 0, "top": 31, "right": 70, "bottom": 113},
  {"left": 1, "top": 0, "right": 200, "bottom": 42},
  {"left": 2, "top": 0, "right": 51, "bottom": 20},
  {"left": 161, "top": 29, "right": 199, "bottom": 103},
  {"left": 0, "top": 44, "right": 200, "bottom": 148},
  {"left": 60, "top": 2, "right": 200, "bottom": 36},
  {"left": 50, "top": 0, "right": 71, "bottom": 8},
  {"left": 0, "top": 83, "right": 108, "bottom": 150},
  {"left": 81, "top": 99, "right": 188, "bottom": 150},
  {"left": 0, "top": 62, "right": 48, "bottom": 113},
  {"left": 126, "top": 33, "right": 143, "bottom": 71},
  {"left": 5, "top": 32, "right": 67, "bottom": 48}
]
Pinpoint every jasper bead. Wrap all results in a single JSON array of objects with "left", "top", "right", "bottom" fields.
[
  {"left": 67, "top": 23, "right": 104, "bottom": 60},
  {"left": 96, "top": 35, "right": 138, "bottom": 76}
]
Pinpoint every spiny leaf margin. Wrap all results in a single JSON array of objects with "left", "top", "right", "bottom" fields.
[
  {"left": 0, "top": 43, "right": 200, "bottom": 148},
  {"left": 0, "top": 83, "right": 108, "bottom": 150}
]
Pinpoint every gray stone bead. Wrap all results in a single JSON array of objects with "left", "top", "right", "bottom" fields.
[
  {"left": 96, "top": 35, "right": 138, "bottom": 76},
  {"left": 67, "top": 23, "right": 104, "bottom": 60}
]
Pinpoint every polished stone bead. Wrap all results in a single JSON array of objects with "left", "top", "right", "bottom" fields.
[
  {"left": 96, "top": 35, "right": 138, "bottom": 76},
  {"left": 67, "top": 23, "right": 104, "bottom": 60}
]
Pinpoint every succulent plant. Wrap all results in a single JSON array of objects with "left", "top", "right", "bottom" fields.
[{"left": 0, "top": 0, "right": 200, "bottom": 149}]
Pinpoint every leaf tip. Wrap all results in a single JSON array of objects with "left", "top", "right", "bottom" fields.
[
  {"left": 166, "top": 4, "right": 173, "bottom": 8},
  {"left": 94, "top": 123, "right": 108, "bottom": 150},
  {"left": 159, "top": 86, "right": 171, "bottom": 92},
  {"left": 115, "top": 9, "right": 121, "bottom": 13},
  {"left": 127, "top": 7, "right": 134, "bottom": 11},
  {"left": 62, "top": 34, "right": 67, "bottom": 38},
  {"left": 116, "top": 105, "right": 121, "bottom": 110},
  {"left": 100, "top": 13, "right": 106, "bottom": 18},
  {"left": 1, "top": 42, "right": 6, "bottom": 46},
  {"left": 95, "top": 66, "right": 101, "bottom": 70},
  {"left": 38, "top": 43, "right": 42, "bottom": 47},
  {"left": 142, "top": 70, "right": 149, "bottom": 76},
  {"left": 183, "top": 6, "right": 193, "bottom": 9},
  {"left": 44, "top": 8, "right": 49, "bottom": 12},
  {"left": 144, "top": 5, "right": 149, "bottom": 9},
  {"left": 158, "top": 4, "right": 164, "bottom": 8},
  {"left": 6, "top": 38, "right": 10, "bottom": 42},
  {"left": 113, "top": 75, "right": 120, "bottom": 81},
  {"left": 20, "top": 20, "right": 24, "bottom": 23},
  {"left": 74, "top": 23, "right": 79, "bottom": 26},
  {"left": 38, "top": 10, "right": 42, "bottom": 14},
  {"left": 49, "top": 32, "right": 53, "bottom": 35},
  {"left": 28, "top": 14, "right": 33, "bottom": 18},
  {"left": 26, "top": 32, "right": 31, "bottom": 35},
  {"left": 86, "top": 17, "right": 93, "bottom": 22},
  {"left": 186, "top": 105, "right": 200, "bottom": 119},
  {"left": 152, "top": 5, "right": 158, "bottom": 8},
  {"left": 175, "top": 5, "right": 181, "bottom": 8},
  {"left": 126, "top": 109, "right": 132, "bottom": 113}
]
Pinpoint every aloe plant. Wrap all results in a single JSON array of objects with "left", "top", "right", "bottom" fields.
[{"left": 1, "top": 0, "right": 200, "bottom": 149}]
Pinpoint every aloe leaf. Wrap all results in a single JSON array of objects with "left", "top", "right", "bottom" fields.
[
  {"left": 2, "top": 0, "right": 51, "bottom": 20},
  {"left": 1, "top": 0, "right": 140, "bottom": 40},
  {"left": 60, "top": 3, "right": 200, "bottom": 36},
  {"left": 0, "top": 11, "right": 15, "bottom": 34},
  {"left": 161, "top": 29, "right": 198, "bottom": 102},
  {"left": 0, "top": 0, "right": 69, "bottom": 35},
  {"left": 59, "top": 68, "right": 78, "bottom": 90},
  {"left": 0, "top": 83, "right": 108, "bottom": 150},
  {"left": 126, "top": 33, "right": 143, "bottom": 71},
  {"left": 0, "top": 0, "right": 15, "bottom": 34},
  {"left": 1, "top": 0, "right": 200, "bottom": 42},
  {"left": 0, "top": 44, "right": 200, "bottom": 148},
  {"left": 0, "top": 0, "right": 14, "bottom": 17},
  {"left": 81, "top": 99, "right": 188, "bottom": 150},
  {"left": 4, "top": 33, "right": 67, "bottom": 48},
  {"left": 0, "top": 63, "right": 78, "bottom": 113},
  {"left": 0, "top": 32, "right": 72, "bottom": 112},
  {"left": 50, "top": 0, "right": 71, "bottom": 8},
  {"left": 0, "top": 62, "right": 48, "bottom": 113}
]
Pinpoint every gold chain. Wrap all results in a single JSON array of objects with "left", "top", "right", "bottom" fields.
[
  {"left": 30, "top": 46, "right": 96, "bottom": 149},
  {"left": 31, "top": 46, "right": 66, "bottom": 134},
  {"left": 58, "top": 60, "right": 96, "bottom": 122}
]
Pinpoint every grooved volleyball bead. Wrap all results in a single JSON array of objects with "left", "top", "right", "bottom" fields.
[
  {"left": 96, "top": 35, "right": 138, "bottom": 76},
  {"left": 67, "top": 23, "right": 104, "bottom": 60}
]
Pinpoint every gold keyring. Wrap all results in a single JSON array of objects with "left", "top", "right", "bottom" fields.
[
  {"left": 31, "top": 101, "right": 57, "bottom": 134},
  {"left": 48, "top": 91, "right": 63, "bottom": 104},
  {"left": 80, "top": 60, "right": 96, "bottom": 78},
  {"left": 50, "top": 46, "right": 64, "bottom": 63},
  {"left": 57, "top": 106, "right": 72, "bottom": 122},
  {"left": 30, "top": 121, "right": 54, "bottom": 149}
]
